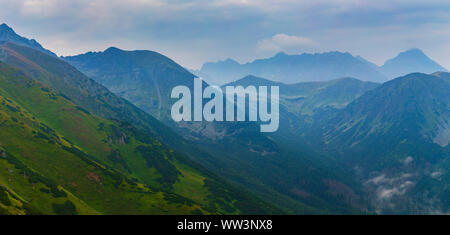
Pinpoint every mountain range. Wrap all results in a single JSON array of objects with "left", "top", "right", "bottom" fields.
[
  {"left": 63, "top": 38, "right": 450, "bottom": 214},
  {"left": 193, "top": 49, "right": 447, "bottom": 85},
  {"left": 1, "top": 22, "right": 449, "bottom": 214},
  {"left": 0, "top": 24, "right": 280, "bottom": 214},
  {"left": 64, "top": 47, "right": 366, "bottom": 214},
  {"left": 225, "top": 75, "right": 379, "bottom": 115},
  {"left": 277, "top": 72, "right": 450, "bottom": 213},
  {"left": 229, "top": 72, "right": 450, "bottom": 213}
]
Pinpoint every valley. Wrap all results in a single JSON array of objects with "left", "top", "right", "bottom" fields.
[{"left": 1, "top": 22, "right": 449, "bottom": 214}]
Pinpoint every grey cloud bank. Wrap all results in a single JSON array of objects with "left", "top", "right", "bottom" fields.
[{"left": 1, "top": 0, "right": 450, "bottom": 69}]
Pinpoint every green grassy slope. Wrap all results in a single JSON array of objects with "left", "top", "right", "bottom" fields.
[
  {"left": 0, "top": 61, "right": 280, "bottom": 214},
  {"left": 0, "top": 43, "right": 268, "bottom": 213},
  {"left": 0, "top": 42, "right": 216, "bottom": 169}
]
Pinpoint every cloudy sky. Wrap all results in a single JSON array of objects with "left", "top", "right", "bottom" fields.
[{"left": 1, "top": 0, "right": 450, "bottom": 69}]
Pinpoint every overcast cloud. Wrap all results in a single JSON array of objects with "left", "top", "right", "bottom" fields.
[{"left": 1, "top": 0, "right": 449, "bottom": 69}]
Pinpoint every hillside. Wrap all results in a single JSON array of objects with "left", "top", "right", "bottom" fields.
[
  {"left": 227, "top": 73, "right": 450, "bottom": 213},
  {"left": 301, "top": 73, "right": 450, "bottom": 213},
  {"left": 0, "top": 42, "right": 226, "bottom": 181},
  {"left": 0, "top": 61, "right": 281, "bottom": 214},
  {"left": 321, "top": 73, "right": 449, "bottom": 156},
  {"left": 63, "top": 46, "right": 196, "bottom": 121}
]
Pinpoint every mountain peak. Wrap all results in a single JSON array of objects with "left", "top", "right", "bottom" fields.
[
  {"left": 381, "top": 48, "right": 447, "bottom": 79},
  {"left": 222, "top": 58, "right": 239, "bottom": 64},
  {"left": 240, "top": 74, "right": 269, "bottom": 83},
  {"left": 0, "top": 23, "right": 17, "bottom": 37},
  {"left": 0, "top": 23, "right": 56, "bottom": 57},
  {"left": 406, "top": 48, "right": 423, "bottom": 53},
  {"left": 398, "top": 48, "right": 426, "bottom": 57},
  {"left": 0, "top": 23, "right": 13, "bottom": 31},
  {"left": 202, "top": 58, "right": 240, "bottom": 69},
  {"left": 104, "top": 46, "right": 123, "bottom": 53},
  {"left": 274, "top": 51, "right": 287, "bottom": 57},
  {"left": 224, "top": 74, "right": 283, "bottom": 87}
]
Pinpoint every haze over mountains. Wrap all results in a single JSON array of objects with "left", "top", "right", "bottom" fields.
[
  {"left": 1, "top": 23, "right": 449, "bottom": 214},
  {"left": 302, "top": 73, "right": 450, "bottom": 213},
  {"left": 227, "top": 73, "right": 450, "bottom": 213},
  {"left": 193, "top": 49, "right": 447, "bottom": 85},
  {"left": 64, "top": 47, "right": 365, "bottom": 214},
  {"left": 225, "top": 75, "right": 379, "bottom": 114},
  {"left": 60, "top": 31, "right": 450, "bottom": 214}
]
